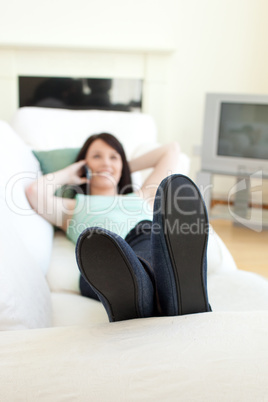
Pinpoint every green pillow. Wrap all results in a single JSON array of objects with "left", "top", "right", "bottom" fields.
[
  {"left": 32, "top": 148, "right": 80, "bottom": 174},
  {"left": 32, "top": 148, "right": 81, "bottom": 198}
]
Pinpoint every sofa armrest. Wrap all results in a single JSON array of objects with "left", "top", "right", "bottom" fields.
[
  {"left": 0, "top": 197, "right": 52, "bottom": 330},
  {"left": 1, "top": 312, "right": 268, "bottom": 400}
]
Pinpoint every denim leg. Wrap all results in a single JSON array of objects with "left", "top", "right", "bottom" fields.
[
  {"left": 151, "top": 174, "right": 211, "bottom": 316},
  {"left": 124, "top": 220, "right": 154, "bottom": 281}
]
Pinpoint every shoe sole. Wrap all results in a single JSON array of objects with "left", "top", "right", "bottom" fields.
[
  {"left": 162, "top": 175, "right": 209, "bottom": 315},
  {"left": 77, "top": 230, "right": 140, "bottom": 322}
]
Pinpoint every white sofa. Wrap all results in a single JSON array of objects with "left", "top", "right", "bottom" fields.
[{"left": 1, "top": 107, "right": 268, "bottom": 401}]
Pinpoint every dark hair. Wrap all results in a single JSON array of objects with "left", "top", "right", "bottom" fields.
[{"left": 76, "top": 132, "right": 133, "bottom": 195}]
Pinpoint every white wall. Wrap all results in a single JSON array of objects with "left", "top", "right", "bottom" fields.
[
  {"left": 166, "top": 0, "right": 268, "bottom": 185},
  {"left": 0, "top": 0, "right": 174, "bottom": 50},
  {"left": 1, "top": 0, "right": 268, "bottom": 197}
]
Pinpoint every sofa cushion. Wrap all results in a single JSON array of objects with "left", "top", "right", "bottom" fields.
[
  {"left": 208, "top": 269, "right": 268, "bottom": 312},
  {"left": 207, "top": 226, "right": 237, "bottom": 274},
  {"left": 51, "top": 292, "right": 107, "bottom": 327},
  {"left": 32, "top": 148, "right": 80, "bottom": 174},
  {"left": 33, "top": 147, "right": 82, "bottom": 198},
  {"left": 46, "top": 231, "right": 80, "bottom": 294}
]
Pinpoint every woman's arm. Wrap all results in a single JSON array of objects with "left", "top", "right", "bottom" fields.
[
  {"left": 129, "top": 142, "right": 181, "bottom": 205},
  {"left": 25, "top": 160, "right": 88, "bottom": 231}
]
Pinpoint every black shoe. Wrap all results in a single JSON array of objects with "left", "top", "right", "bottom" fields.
[
  {"left": 76, "top": 227, "right": 155, "bottom": 322},
  {"left": 151, "top": 174, "right": 211, "bottom": 316}
]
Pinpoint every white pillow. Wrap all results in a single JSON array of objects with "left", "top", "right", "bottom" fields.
[
  {"left": 46, "top": 232, "right": 80, "bottom": 294},
  {"left": 11, "top": 107, "right": 157, "bottom": 159},
  {"left": 0, "top": 121, "right": 54, "bottom": 275},
  {"left": 0, "top": 197, "right": 52, "bottom": 330}
]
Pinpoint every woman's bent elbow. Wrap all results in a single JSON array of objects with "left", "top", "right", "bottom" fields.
[
  {"left": 25, "top": 183, "right": 37, "bottom": 208},
  {"left": 168, "top": 141, "right": 181, "bottom": 156}
]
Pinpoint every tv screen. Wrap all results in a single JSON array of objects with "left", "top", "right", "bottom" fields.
[
  {"left": 18, "top": 76, "right": 143, "bottom": 112},
  {"left": 217, "top": 102, "right": 268, "bottom": 160}
]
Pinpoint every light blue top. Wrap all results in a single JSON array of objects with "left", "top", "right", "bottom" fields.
[{"left": 67, "top": 193, "right": 153, "bottom": 244}]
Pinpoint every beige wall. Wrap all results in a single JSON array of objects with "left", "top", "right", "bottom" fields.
[{"left": 1, "top": 0, "right": 268, "bottom": 196}]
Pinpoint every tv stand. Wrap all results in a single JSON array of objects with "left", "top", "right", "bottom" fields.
[{"left": 196, "top": 170, "right": 266, "bottom": 231}]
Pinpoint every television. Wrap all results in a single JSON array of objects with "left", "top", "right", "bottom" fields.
[{"left": 201, "top": 93, "right": 268, "bottom": 178}]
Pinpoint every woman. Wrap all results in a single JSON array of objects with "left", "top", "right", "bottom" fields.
[{"left": 26, "top": 133, "right": 211, "bottom": 322}]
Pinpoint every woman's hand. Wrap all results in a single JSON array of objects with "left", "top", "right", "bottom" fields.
[
  {"left": 129, "top": 142, "right": 181, "bottom": 207},
  {"left": 25, "top": 159, "right": 89, "bottom": 231},
  {"left": 62, "top": 160, "right": 89, "bottom": 186}
]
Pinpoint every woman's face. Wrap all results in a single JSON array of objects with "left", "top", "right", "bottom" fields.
[{"left": 85, "top": 139, "right": 123, "bottom": 193}]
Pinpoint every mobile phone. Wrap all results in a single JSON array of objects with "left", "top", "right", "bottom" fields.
[
  {"left": 84, "top": 165, "right": 92, "bottom": 181},
  {"left": 84, "top": 165, "right": 92, "bottom": 194}
]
